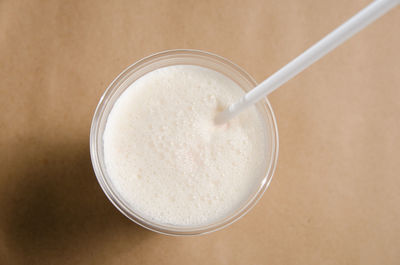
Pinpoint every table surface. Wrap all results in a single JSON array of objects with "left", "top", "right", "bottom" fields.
[{"left": 1, "top": 0, "right": 399, "bottom": 264}]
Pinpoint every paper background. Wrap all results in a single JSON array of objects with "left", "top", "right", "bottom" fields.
[{"left": 0, "top": 0, "right": 399, "bottom": 264}]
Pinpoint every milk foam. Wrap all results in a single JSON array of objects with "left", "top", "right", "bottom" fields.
[{"left": 103, "top": 65, "right": 267, "bottom": 226}]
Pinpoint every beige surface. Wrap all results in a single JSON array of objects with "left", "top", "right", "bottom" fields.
[{"left": 1, "top": 0, "right": 399, "bottom": 264}]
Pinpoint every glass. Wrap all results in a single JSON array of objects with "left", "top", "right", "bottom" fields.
[{"left": 90, "top": 50, "right": 279, "bottom": 235}]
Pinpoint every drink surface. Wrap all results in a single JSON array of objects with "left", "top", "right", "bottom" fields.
[{"left": 103, "top": 65, "right": 267, "bottom": 226}]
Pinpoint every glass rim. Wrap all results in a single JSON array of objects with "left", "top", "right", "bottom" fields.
[{"left": 90, "top": 49, "right": 279, "bottom": 236}]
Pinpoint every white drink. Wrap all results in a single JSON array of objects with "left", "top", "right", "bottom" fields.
[{"left": 103, "top": 65, "right": 267, "bottom": 226}]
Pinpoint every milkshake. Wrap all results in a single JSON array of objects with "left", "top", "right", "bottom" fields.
[{"left": 91, "top": 50, "right": 278, "bottom": 234}]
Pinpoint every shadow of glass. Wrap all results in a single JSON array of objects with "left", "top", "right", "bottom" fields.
[{"left": 0, "top": 138, "right": 153, "bottom": 264}]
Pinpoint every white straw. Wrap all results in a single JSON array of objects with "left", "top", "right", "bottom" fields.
[{"left": 215, "top": 0, "right": 399, "bottom": 124}]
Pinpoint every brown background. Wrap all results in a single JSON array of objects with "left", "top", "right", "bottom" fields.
[{"left": 1, "top": 0, "right": 399, "bottom": 264}]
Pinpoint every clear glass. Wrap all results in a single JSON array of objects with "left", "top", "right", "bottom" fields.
[{"left": 90, "top": 50, "right": 279, "bottom": 236}]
